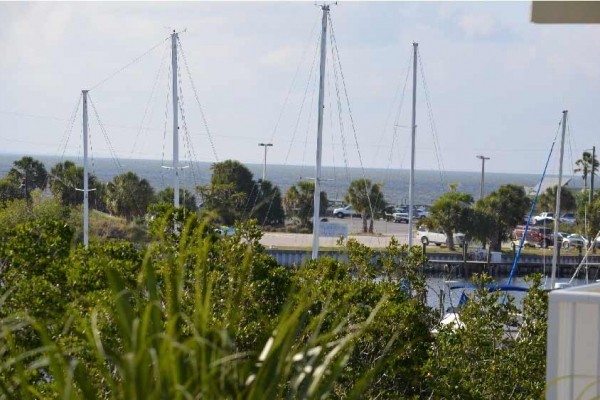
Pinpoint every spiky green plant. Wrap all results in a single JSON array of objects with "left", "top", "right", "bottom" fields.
[{"left": 0, "top": 217, "right": 395, "bottom": 399}]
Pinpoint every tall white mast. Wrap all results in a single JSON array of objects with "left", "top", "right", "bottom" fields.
[
  {"left": 82, "top": 90, "right": 89, "bottom": 248},
  {"left": 551, "top": 110, "right": 568, "bottom": 288},
  {"left": 172, "top": 30, "right": 180, "bottom": 209},
  {"left": 408, "top": 42, "right": 418, "bottom": 247},
  {"left": 312, "top": 5, "right": 329, "bottom": 260}
]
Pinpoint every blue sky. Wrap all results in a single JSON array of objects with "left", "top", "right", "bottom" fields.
[{"left": 1, "top": 1, "right": 599, "bottom": 175}]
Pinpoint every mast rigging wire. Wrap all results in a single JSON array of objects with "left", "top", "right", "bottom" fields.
[
  {"left": 506, "top": 119, "right": 563, "bottom": 286},
  {"left": 269, "top": 18, "right": 319, "bottom": 144},
  {"left": 258, "top": 15, "right": 321, "bottom": 227},
  {"left": 418, "top": 48, "right": 448, "bottom": 191},
  {"left": 299, "top": 60, "right": 319, "bottom": 182},
  {"left": 176, "top": 49, "right": 201, "bottom": 187},
  {"left": 88, "top": 95, "right": 124, "bottom": 173},
  {"left": 160, "top": 59, "right": 172, "bottom": 189},
  {"left": 56, "top": 94, "right": 83, "bottom": 164},
  {"left": 130, "top": 40, "right": 170, "bottom": 159},
  {"left": 328, "top": 13, "right": 376, "bottom": 226},
  {"left": 89, "top": 37, "right": 169, "bottom": 91},
  {"left": 282, "top": 35, "right": 321, "bottom": 167},
  {"left": 328, "top": 23, "right": 350, "bottom": 183},
  {"left": 376, "top": 52, "right": 412, "bottom": 163},
  {"left": 381, "top": 51, "right": 412, "bottom": 206},
  {"left": 177, "top": 36, "right": 219, "bottom": 162},
  {"left": 46, "top": 94, "right": 82, "bottom": 194}
]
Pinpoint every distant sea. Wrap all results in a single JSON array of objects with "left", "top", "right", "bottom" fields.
[{"left": 0, "top": 153, "right": 577, "bottom": 206}]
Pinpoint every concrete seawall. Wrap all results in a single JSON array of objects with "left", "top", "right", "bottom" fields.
[{"left": 265, "top": 249, "right": 600, "bottom": 279}]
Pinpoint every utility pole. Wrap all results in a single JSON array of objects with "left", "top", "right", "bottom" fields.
[
  {"left": 476, "top": 155, "right": 490, "bottom": 200},
  {"left": 591, "top": 145, "right": 596, "bottom": 204},
  {"left": 312, "top": 4, "right": 329, "bottom": 260},
  {"left": 408, "top": 42, "right": 418, "bottom": 248},
  {"left": 258, "top": 143, "right": 273, "bottom": 181},
  {"left": 551, "top": 110, "right": 567, "bottom": 289},
  {"left": 82, "top": 90, "right": 89, "bottom": 248},
  {"left": 172, "top": 30, "right": 180, "bottom": 210}
]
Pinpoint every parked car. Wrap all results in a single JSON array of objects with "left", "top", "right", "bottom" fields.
[
  {"left": 533, "top": 217, "right": 554, "bottom": 227},
  {"left": 511, "top": 225, "right": 554, "bottom": 248},
  {"left": 559, "top": 213, "right": 577, "bottom": 225},
  {"left": 533, "top": 212, "right": 554, "bottom": 223},
  {"left": 417, "top": 210, "right": 429, "bottom": 219},
  {"left": 416, "top": 226, "right": 465, "bottom": 247},
  {"left": 215, "top": 226, "right": 236, "bottom": 236},
  {"left": 333, "top": 205, "right": 357, "bottom": 218},
  {"left": 534, "top": 212, "right": 554, "bottom": 222},
  {"left": 393, "top": 211, "right": 410, "bottom": 223},
  {"left": 562, "top": 234, "right": 589, "bottom": 249}
]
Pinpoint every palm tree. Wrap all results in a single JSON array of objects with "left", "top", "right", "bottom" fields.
[
  {"left": 8, "top": 156, "right": 48, "bottom": 199},
  {"left": 50, "top": 160, "right": 104, "bottom": 209},
  {"left": 283, "top": 181, "right": 327, "bottom": 229},
  {"left": 574, "top": 151, "right": 599, "bottom": 192},
  {"left": 106, "top": 172, "right": 155, "bottom": 221},
  {"left": 345, "top": 179, "right": 386, "bottom": 233}
]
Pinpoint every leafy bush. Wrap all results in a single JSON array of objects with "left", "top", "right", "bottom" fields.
[{"left": 0, "top": 214, "right": 549, "bottom": 399}]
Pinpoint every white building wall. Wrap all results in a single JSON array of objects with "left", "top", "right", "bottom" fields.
[{"left": 546, "top": 283, "right": 600, "bottom": 399}]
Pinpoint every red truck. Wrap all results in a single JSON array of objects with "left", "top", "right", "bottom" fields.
[{"left": 511, "top": 225, "right": 554, "bottom": 249}]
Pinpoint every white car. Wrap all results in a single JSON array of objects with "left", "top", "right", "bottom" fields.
[
  {"left": 533, "top": 212, "right": 554, "bottom": 223},
  {"left": 393, "top": 211, "right": 410, "bottom": 223},
  {"left": 333, "top": 205, "right": 355, "bottom": 218},
  {"left": 416, "top": 226, "right": 466, "bottom": 247},
  {"left": 561, "top": 234, "right": 588, "bottom": 249}
]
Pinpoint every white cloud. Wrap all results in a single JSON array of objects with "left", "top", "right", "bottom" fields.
[
  {"left": 259, "top": 46, "right": 304, "bottom": 71},
  {"left": 459, "top": 12, "right": 496, "bottom": 38}
]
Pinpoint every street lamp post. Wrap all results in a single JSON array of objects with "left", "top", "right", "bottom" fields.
[
  {"left": 258, "top": 143, "right": 273, "bottom": 181},
  {"left": 476, "top": 155, "right": 490, "bottom": 201},
  {"left": 591, "top": 146, "right": 596, "bottom": 205}
]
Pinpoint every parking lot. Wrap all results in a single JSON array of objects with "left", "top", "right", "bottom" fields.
[
  {"left": 323, "top": 215, "right": 414, "bottom": 237},
  {"left": 261, "top": 216, "right": 416, "bottom": 250}
]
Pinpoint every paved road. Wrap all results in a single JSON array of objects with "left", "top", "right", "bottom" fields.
[
  {"left": 261, "top": 217, "right": 418, "bottom": 249},
  {"left": 325, "top": 215, "right": 416, "bottom": 236}
]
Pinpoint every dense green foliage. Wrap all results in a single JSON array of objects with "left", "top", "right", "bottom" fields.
[
  {"left": 475, "top": 184, "right": 531, "bottom": 251},
  {"left": 49, "top": 160, "right": 106, "bottom": 211},
  {"left": 198, "top": 160, "right": 285, "bottom": 226},
  {"left": 106, "top": 171, "right": 155, "bottom": 221},
  {"left": 0, "top": 209, "right": 550, "bottom": 399},
  {"left": 424, "top": 274, "right": 548, "bottom": 398},
  {"left": 538, "top": 185, "right": 576, "bottom": 214},
  {"left": 8, "top": 156, "right": 48, "bottom": 198},
  {"left": 0, "top": 156, "right": 552, "bottom": 398},
  {"left": 428, "top": 190, "right": 474, "bottom": 250},
  {"left": 155, "top": 187, "right": 198, "bottom": 211}
]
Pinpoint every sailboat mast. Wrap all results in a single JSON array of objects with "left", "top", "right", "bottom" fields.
[
  {"left": 172, "top": 30, "right": 180, "bottom": 209},
  {"left": 551, "top": 109, "right": 568, "bottom": 288},
  {"left": 312, "top": 5, "right": 329, "bottom": 260},
  {"left": 82, "top": 90, "right": 89, "bottom": 248},
  {"left": 408, "top": 42, "right": 418, "bottom": 247}
]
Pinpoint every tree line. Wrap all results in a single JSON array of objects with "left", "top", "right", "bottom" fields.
[
  {"left": 1, "top": 155, "right": 599, "bottom": 246},
  {"left": 0, "top": 156, "right": 386, "bottom": 232}
]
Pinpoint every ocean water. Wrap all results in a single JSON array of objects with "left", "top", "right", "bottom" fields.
[{"left": 0, "top": 153, "right": 553, "bottom": 205}]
